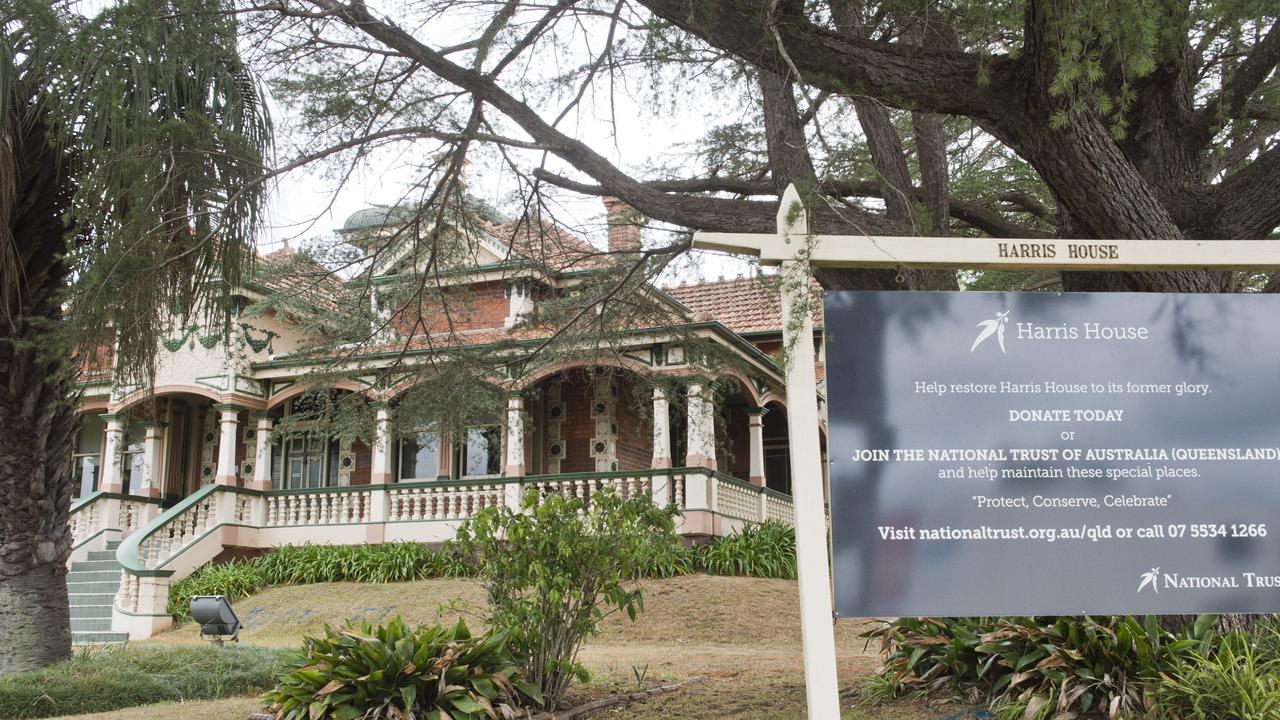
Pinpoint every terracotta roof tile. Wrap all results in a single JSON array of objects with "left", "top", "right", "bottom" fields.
[
  {"left": 665, "top": 276, "right": 824, "bottom": 335},
  {"left": 253, "top": 248, "right": 345, "bottom": 313}
]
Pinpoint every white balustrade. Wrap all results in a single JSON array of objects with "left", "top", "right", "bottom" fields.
[
  {"left": 386, "top": 484, "right": 502, "bottom": 522},
  {"left": 234, "top": 495, "right": 254, "bottom": 523},
  {"left": 263, "top": 490, "right": 374, "bottom": 527},
  {"left": 764, "top": 492, "right": 795, "bottom": 526},
  {"left": 137, "top": 493, "right": 216, "bottom": 569},
  {"left": 713, "top": 475, "right": 760, "bottom": 521},
  {"left": 69, "top": 501, "right": 101, "bottom": 547},
  {"left": 670, "top": 473, "right": 686, "bottom": 507},
  {"left": 523, "top": 473, "right": 653, "bottom": 506},
  {"left": 115, "top": 571, "right": 141, "bottom": 614}
]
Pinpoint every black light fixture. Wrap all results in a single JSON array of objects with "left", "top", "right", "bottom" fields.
[{"left": 190, "top": 595, "right": 242, "bottom": 645}]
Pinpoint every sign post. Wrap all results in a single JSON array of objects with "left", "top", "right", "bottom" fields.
[
  {"left": 775, "top": 187, "right": 841, "bottom": 718},
  {"left": 692, "top": 183, "right": 1280, "bottom": 719}
]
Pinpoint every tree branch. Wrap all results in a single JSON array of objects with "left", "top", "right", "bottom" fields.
[
  {"left": 635, "top": 0, "right": 1011, "bottom": 120},
  {"left": 1213, "top": 143, "right": 1280, "bottom": 239},
  {"left": 1199, "top": 20, "right": 1280, "bottom": 129}
]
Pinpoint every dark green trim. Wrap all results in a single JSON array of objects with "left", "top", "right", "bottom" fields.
[
  {"left": 211, "top": 403, "right": 246, "bottom": 412},
  {"left": 250, "top": 321, "right": 781, "bottom": 380}
]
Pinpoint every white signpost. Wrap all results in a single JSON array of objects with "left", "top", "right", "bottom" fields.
[{"left": 692, "top": 184, "right": 1280, "bottom": 719}]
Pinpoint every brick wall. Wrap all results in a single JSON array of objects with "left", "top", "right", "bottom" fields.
[
  {"left": 350, "top": 440, "right": 372, "bottom": 485},
  {"left": 615, "top": 380, "right": 653, "bottom": 471},
  {"left": 720, "top": 404, "right": 751, "bottom": 479},
  {"left": 556, "top": 376, "right": 594, "bottom": 473},
  {"left": 391, "top": 281, "right": 510, "bottom": 335}
]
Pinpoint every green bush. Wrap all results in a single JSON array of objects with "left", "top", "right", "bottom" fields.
[
  {"left": 0, "top": 644, "right": 286, "bottom": 719},
  {"left": 263, "top": 617, "right": 537, "bottom": 720},
  {"left": 1155, "top": 634, "right": 1280, "bottom": 720},
  {"left": 865, "top": 615, "right": 1216, "bottom": 719},
  {"left": 698, "top": 521, "right": 796, "bottom": 579},
  {"left": 455, "top": 489, "right": 677, "bottom": 710},
  {"left": 169, "top": 558, "right": 267, "bottom": 623}
]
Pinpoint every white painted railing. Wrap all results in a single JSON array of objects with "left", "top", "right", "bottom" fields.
[
  {"left": 386, "top": 482, "right": 504, "bottom": 522},
  {"left": 69, "top": 498, "right": 102, "bottom": 547},
  {"left": 135, "top": 491, "right": 218, "bottom": 569},
  {"left": 522, "top": 472, "right": 653, "bottom": 503},
  {"left": 67, "top": 492, "right": 161, "bottom": 566},
  {"left": 712, "top": 475, "right": 760, "bottom": 521},
  {"left": 265, "top": 489, "right": 373, "bottom": 526}
]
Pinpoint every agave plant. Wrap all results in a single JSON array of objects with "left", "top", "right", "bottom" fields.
[{"left": 262, "top": 617, "right": 540, "bottom": 720}]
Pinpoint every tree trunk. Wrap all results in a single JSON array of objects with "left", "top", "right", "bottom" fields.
[{"left": 0, "top": 102, "right": 78, "bottom": 674}]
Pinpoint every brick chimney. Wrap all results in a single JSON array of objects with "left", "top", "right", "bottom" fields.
[{"left": 602, "top": 196, "right": 642, "bottom": 254}]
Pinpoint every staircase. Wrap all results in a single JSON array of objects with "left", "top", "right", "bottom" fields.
[{"left": 68, "top": 541, "right": 129, "bottom": 644}]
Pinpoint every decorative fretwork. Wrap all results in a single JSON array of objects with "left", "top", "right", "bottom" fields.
[{"left": 238, "top": 323, "right": 278, "bottom": 354}]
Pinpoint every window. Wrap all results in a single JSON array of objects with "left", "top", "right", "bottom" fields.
[
  {"left": 72, "top": 415, "right": 105, "bottom": 499},
  {"left": 456, "top": 426, "right": 501, "bottom": 477},
  {"left": 399, "top": 431, "right": 440, "bottom": 480},
  {"left": 283, "top": 434, "right": 326, "bottom": 489}
]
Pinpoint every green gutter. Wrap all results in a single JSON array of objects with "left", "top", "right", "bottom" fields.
[{"left": 249, "top": 320, "right": 779, "bottom": 377}]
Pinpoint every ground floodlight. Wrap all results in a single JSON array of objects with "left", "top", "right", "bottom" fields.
[{"left": 190, "top": 595, "right": 241, "bottom": 645}]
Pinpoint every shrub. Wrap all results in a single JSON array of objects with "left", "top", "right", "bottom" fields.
[
  {"left": 632, "top": 534, "right": 697, "bottom": 579},
  {"left": 698, "top": 521, "right": 796, "bottom": 579},
  {"left": 262, "top": 617, "right": 537, "bottom": 720},
  {"left": 1155, "top": 634, "right": 1280, "bottom": 720},
  {"left": 0, "top": 644, "right": 286, "bottom": 719},
  {"left": 455, "top": 489, "right": 677, "bottom": 709},
  {"left": 865, "top": 615, "right": 1216, "bottom": 718},
  {"left": 169, "top": 558, "right": 267, "bottom": 622}
]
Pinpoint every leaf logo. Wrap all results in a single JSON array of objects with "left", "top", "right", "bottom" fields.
[
  {"left": 970, "top": 311, "right": 1010, "bottom": 353},
  {"left": 1137, "top": 567, "right": 1160, "bottom": 594}
]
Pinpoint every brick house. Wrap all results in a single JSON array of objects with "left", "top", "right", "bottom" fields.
[{"left": 65, "top": 198, "right": 824, "bottom": 642}]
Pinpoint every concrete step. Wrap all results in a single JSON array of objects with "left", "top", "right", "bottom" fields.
[
  {"left": 65, "top": 580, "right": 120, "bottom": 594},
  {"left": 70, "top": 559, "right": 123, "bottom": 573},
  {"left": 72, "top": 631, "right": 129, "bottom": 645},
  {"left": 71, "top": 618, "right": 114, "bottom": 633},
  {"left": 66, "top": 570, "right": 122, "bottom": 583},
  {"left": 69, "top": 592, "right": 116, "bottom": 607},
  {"left": 70, "top": 604, "right": 114, "bottom": 620},
  {"left": 86, "top": 550, "right": 119, "bottom": 562}
]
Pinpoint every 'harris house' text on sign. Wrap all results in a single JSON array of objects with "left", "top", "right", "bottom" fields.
[{"left": 824, "top": 291, "right": 1280, "bottom": 616}]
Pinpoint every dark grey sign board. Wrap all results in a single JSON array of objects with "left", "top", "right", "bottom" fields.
[{"left": 825, "top": 291, "right": 1280, "bottom": 616}]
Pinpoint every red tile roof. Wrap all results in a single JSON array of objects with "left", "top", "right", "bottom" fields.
[
  {"left": 253, "top": 247, "right": 345, "bottom": 313},
  {"left": 665, "top": 276, "right": 824, "bottom": 335},
  {"left": 481, "top": 216, "right": 608, "bottom": 272}
]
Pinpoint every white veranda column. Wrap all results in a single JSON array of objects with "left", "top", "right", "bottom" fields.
[
  {"left": 212, "top": 404, "right": 242, "bottom": 486},
  {"left": 651, "top": 386, "right": 671, "bottom": 468},
  {"left": 504, "top": 394, "right": 526, "bottom": 509},
  {"left": 370, "top": 404, "right": 393, "bottom": 485},
  {"left": 252, "top": 413, "right": 274, "bottom": 491},
  {"left": 650, "top": 386, "right": 671, "bottom": 508},
  {"left": 366, "top": 403, "right": 392, "bottom": 539},
  {"left": 99, "top": 413, "right": 126, "bottom": 493},
  {"left": 684, "top": 381, "right": 716, "bottom": 469},
  {"left": 748, "top": 408, "right": 766, "bottom": 487},
  {"left": 140, "top": 422, "right": 165, "bottom": 498}
]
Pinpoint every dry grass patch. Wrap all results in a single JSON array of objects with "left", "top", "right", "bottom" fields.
[
  {"left": 42, "top": 696, "right": 261, "bottom": 720},
  {"left": 118, "top": 575, "right": 935, "bottom": 720},
  {"left": 149, "top": 579, "right": 487, "bottom": 647}
]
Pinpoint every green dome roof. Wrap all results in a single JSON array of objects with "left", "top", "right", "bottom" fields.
[{"left": 340, "top": 205, "right": 417, "bottom": 232}]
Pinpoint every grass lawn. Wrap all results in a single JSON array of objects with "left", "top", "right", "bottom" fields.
[{"left": 42, "top": 576, "right": 963, "bottom": 719}]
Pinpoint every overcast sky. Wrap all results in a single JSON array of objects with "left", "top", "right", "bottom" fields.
[{"left": 254, "top": 3, "right": 761, "bottom": 287}]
